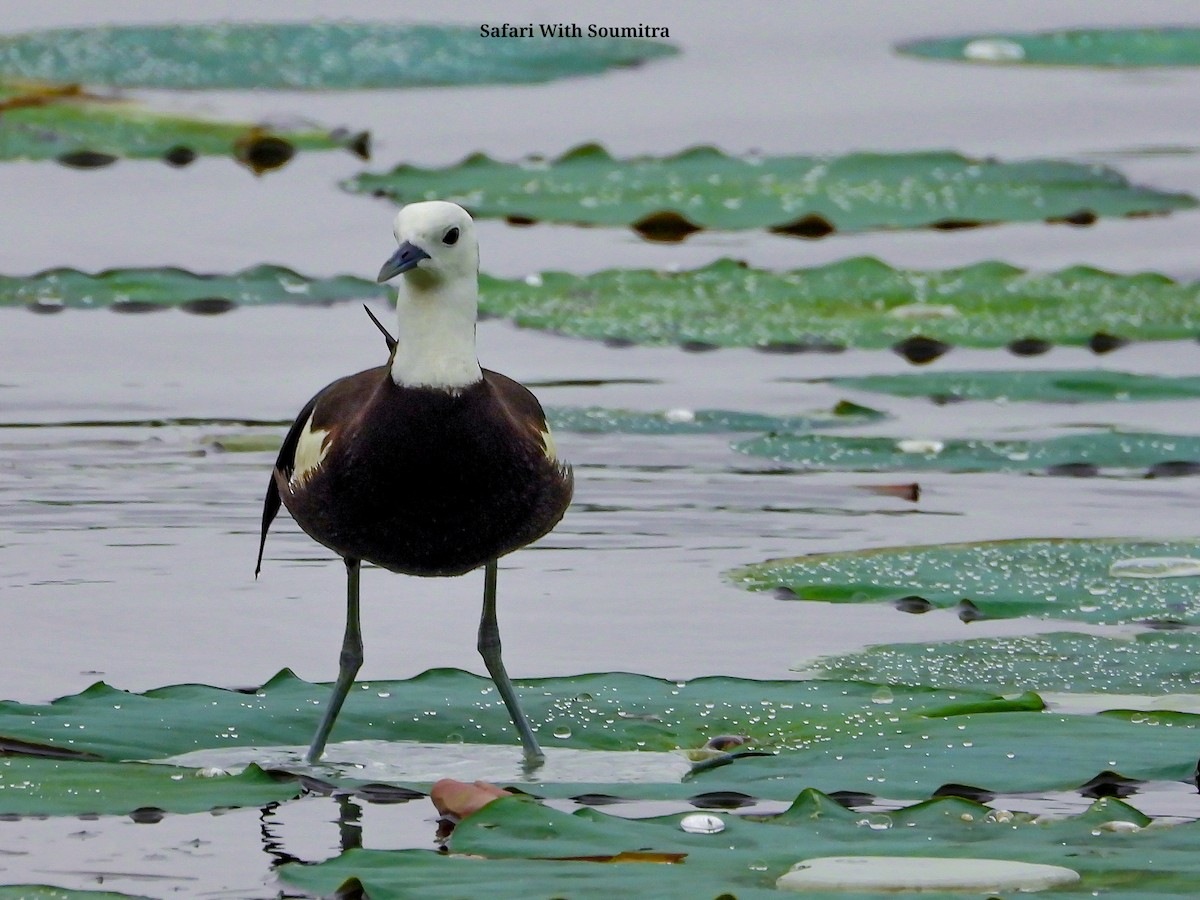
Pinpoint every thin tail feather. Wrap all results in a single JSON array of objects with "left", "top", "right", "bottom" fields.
[{"left": 255, "top": 474, "right": 281, "bottom": 578}]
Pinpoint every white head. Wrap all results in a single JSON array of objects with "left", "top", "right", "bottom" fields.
[{"left": 377, "top": 201, "right": 482, "bottom": 390}]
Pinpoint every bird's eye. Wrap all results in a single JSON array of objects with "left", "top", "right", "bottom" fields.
[{"left": 443, "top": 227, "right": 460, "bottom": 246}]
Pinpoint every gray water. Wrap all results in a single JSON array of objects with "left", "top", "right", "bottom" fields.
[{"left": 2, "top": 1, "right": 1200, "bottom": 895}]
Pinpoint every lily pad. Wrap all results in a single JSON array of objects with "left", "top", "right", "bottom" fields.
[
  {"left": 472, "top": 258, "right": 1200, "bottom": 350},
  {"left": 733, "top": 430, "right": 1200, "bottom": 475},
  {"left": 0, "top": 669, "right": 995, "bottom": 763},
  {"left": 281, "top": 792, "right": 1200, "bottom": 899},
  {"left": 727, "top": 537, "right": 1200, "bottom": 625},
  {"left": 0, "top": 758, "right": 299, "bottom": 817},
  {"left": 899, "top": 27, "right": 1200, "bottom": 68},
  {"left": 0, "top": 81, "right": 364, "bottom": 168},
  {"left": 0, "top": 265, "right": 386, "bottom": 311},
  {"left": 346, "top": 144, "right": 1196, "bottom": 237},
  {"left": 0, "top": 23, "right": 677, "bottom": 90},
  {"left": 831, "top": 370, "right": 1200, "bottom": 403},
  {"left": 805, "top": 632, "right": 1200, "bottom": 695}
]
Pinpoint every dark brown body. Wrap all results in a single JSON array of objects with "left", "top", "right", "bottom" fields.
[{"left": 257, "top": 367, "right": 572, "bottom": 577}]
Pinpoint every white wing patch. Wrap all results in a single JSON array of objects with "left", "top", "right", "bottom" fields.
[
  {"left": 540, "top": 426, "right": 558, "bottom": 462},
  {"left": 291, "top": 411, "right": 331, "bottom": 487}
]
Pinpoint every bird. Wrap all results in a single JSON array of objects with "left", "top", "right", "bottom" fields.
[{"left": 255, "top": 200, "right": 573, "bottom": 765}]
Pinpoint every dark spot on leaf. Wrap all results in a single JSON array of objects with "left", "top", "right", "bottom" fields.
[
  {"left": 57, "top": 149, "right": 117, "bottom": 168},
  {"left": 333, "top": 876, "right": 368, "bottom": 900},
  {"left": 1046, "top": 462, "right": 1100, "bottom": 477},
  {"left": 680, "top": 340, "right": 719, "bottom": 352},
  {"left": 631, "top": 210, "right": 703, "bottom": 242},
  {"left": 933, "top": 783, "right": 995, "bottom": 802},
  {"left": 1146, "top": 460, "right": 1200, "bottom": 478},
  {"left": 828, "top": 790, "right": 875, "bottom": 808},
  {"left": 1078, "top": 770, "right": 1142, "bottom": 799},
  {"left": 894, "top": 595, "right": 933, "bottom": 614},
  {"left": 372, "top": 188, "right": 388, "bottom": 198},
  {"left": 163, "top": 145, "right": 196, "bottom": 167},
  {"left": 1089, "top": 331, "right": 1129, "bottom": 354},
  {"left": 756, "top": 341, "right": 808, "bottom": 354},
  {"left": 929, "top": 218, "right": 984, "bottom": 230},
  {"left": 1008, "top": 337, "right": 1052, "bottom": 356},
  {"left": 894, "top": 335, "right": 951, "bottom": 364},
  {"left": 235, "top": 132, "right": 295, "bottom": 175},
  {"left": 129, "top": 806, "right": 167, "bottom": 824},
  {"left": 1139, "top": 617, "right": 1187, "bottom": 630},
  {"left": 505, "top": 215, "right": 537, "bottom": 226},
  {"left": 772, "top": 586, "right": 798, "bottom": 600},
  {"left": 355, "top": 783, "right": 426, "bottom": 804},
  {"left": 603, "top": 337, "right": 636, "bottom": 348},
  {"left": 181, "top": 297, "right": 235, "bottom": 315},
  {"left": 26, "top": 300, "right": 66, "bottom": 314},
  {"left": 1048, "top": 209, "right": 1098, "bottom": 226},
  {"left": 346, "top": 130, "right": 371, "bottom": 160},
  {"left": 862, "top": 482, "right": 921, "bottom": 502},
  {"left": 689, "top": 790, "right": 755, "bottom": 809},
  {"left": 833, "top": 400, "right": 882, "bottom": 417},
  {"left": 956, "top": 599, "right": 988, "bottom": 622},
  {"left": 704, "top": 735, "right": 750, "bottom": 751},
  {"left": 570, "top": 793, "right": 624, "bottom": 806},
  {"left": 111, "top": 300, "right": 166, "bottom": 314},
  {"left": 930, "top": 393, "right": 967, "bottom": 406},
  {"left": 769, "top": 213, "right": 836, "bottom": 239}
]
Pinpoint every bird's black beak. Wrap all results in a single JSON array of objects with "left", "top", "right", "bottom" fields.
[{"left": 377, "top": 241, "right": 431, "bottom": 282}]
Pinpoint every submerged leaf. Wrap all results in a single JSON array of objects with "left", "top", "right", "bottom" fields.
[
  {"left": 347, "top": 145, "right": 1196, "bottom": 235},
  {"left": 0, "top": 81, "right": 361, "bottom": 166},
  {"left": 733, "top": 430, "right": 1200, "bottom": 475},
  {"left": 831, "top": 369, "right": 1200, "bottom": 403},
  {"left": 728, "top": 537, "right": 1200, "bottom": 625},
  {"left": 900, "top": 27, "right": 1200, "bottom": 68},
  {"left": 0, "top": 23, "right": 677, "bottom": 90}
]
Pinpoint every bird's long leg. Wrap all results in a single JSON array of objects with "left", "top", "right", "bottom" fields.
[
  {"left": 478, "top": 560, "right": 544, "bottom": 764},
  {"left": 306, "top": 557, "right": 363, "bottom": 764}
]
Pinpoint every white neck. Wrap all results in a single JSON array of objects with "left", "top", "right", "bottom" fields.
[{"left": 390, "top": 272, "right": 483, "bottom": 390}]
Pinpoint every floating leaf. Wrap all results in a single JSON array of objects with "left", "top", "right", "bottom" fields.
[
  {"left": 0, "top": 265, "right": 386, "bottom": 311},
  {"left": 727, "top": 537, "right": 1200, "bottom": 625},
  {"left": 805, "top": 632, "right": 1200, "bottom": 695},
  {"left": 0, "top": 23, "right": 677, "bottom": 90},
  {"left": 0, "top": 758, "right": 299, "bottom": 817},
  {"left": 281, "top": 791, "right": 1200, "bottom": 899},
  {"left": 733, "top": 430, "right": 1200, "bottom": 475},
  {"left": 900, "top": 27, "right": 1200, "bottom": 68},
  {"left": 0, "top": 669, "right": 991, "bottom": 764},
  {"left": 347, "top": 144, "right": 1196, "bottom": 237},
  {"left": 471, "top": 258, "right": 1200, "bottom": 350},
  {"left": 831, "top": 370, "right": 1200, "bottom": 403},
  {"left": 0, "top": 81, "right": 364, "bottom": 167}
]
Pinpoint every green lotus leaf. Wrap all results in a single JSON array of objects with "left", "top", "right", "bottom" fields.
[
  {"left": 0, "top": 265, "right": 386, "bottom": 311},
  {"left": 0, "top": 669, "right": 996, "bottom": 763},
  {"left": 0, "top": 758, "right": 299, "bottom": 817},
  {"left": 831, "top": 370, "right": 1200, "bottom": 403},
  {"left": 473, "top": 258, "right": 1200, "bottom": 350},
  {"left": 346, "top": 145, "right": 1196, "bottom": 237},
  {"left": 733, "top": 430, "right": 1200, "bottom": 475},
  {"left": 727, "top": 537, "right": 1200, "bottom": 625},
  {"left": 805, "top": 632, "right": 1200, "bottom": 695},
  {"left": 0, "top": 82, "right": 363, "bottom": 168},
  {"left": 281, "top": 792, "right": 1200, "bottom": 899},
  {"left": 0, "top": 23, "right": 677, "bottom": 90},
  {"left": 899, "top": 27, "right": 1200, "bottom": 68}
]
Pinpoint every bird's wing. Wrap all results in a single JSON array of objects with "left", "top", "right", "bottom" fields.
[{"left": 255, "top": 393, "right": 319, "bottom": 576}]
